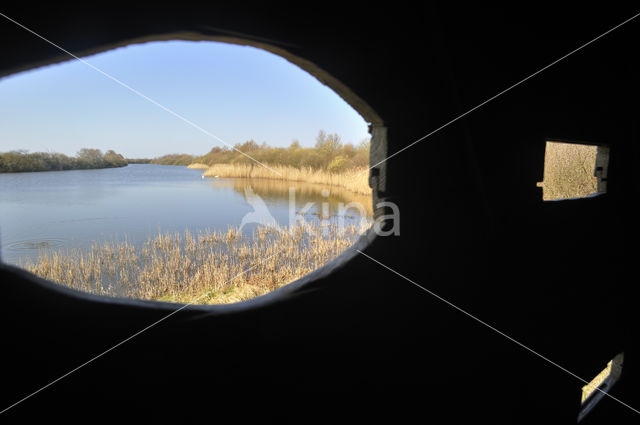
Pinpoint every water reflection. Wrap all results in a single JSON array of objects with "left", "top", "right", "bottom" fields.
[{"left": 210, "top": 177, "right": 373, "bottom": 217}]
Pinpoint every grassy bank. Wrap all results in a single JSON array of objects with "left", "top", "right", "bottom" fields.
[
  {"left": 203, "top": 163, "right": 371, "bottom": 195},
  {"left": 22, "top": 221, "right": 369, "bottom": 305}
]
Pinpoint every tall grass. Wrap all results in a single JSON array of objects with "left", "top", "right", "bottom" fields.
[
  {"left": 203, "top": 163, "right": 371, "bottom": 195},
  {"left": 22, "top": 221, "right": 370, "bottom": 305}
]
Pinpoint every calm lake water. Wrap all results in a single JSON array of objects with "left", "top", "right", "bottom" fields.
[{"left": 0, "top": 164, "right": 371, "bottom": 266}]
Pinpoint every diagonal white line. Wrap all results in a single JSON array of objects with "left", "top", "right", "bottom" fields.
[
  {"left": 361, "top": 10, "right": 640, "bottom": 176},
  {"left": 0, "top": 11, "right": 283, "bottom": 177},
  {"left": 355, "top": 249, "right": 640, "bottom": 416},
  {"left": 0, "top": 250, "right": 282, "bottom": 415}
]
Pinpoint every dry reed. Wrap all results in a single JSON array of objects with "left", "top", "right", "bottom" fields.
[
  {"left": 22, "top": 221, "right": 370, "bottom": 305},
  {"left": 202, "top": 163, "right": 371, "bottom": 195}
]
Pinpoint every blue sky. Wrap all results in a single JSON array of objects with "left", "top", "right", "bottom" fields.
[{"left": 0, "top": 40, "right": 370, "bottom": 158}]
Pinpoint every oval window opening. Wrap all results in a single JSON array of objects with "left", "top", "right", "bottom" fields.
[{"left": 0, "top": 40, "right": 373, "bottom": 304}]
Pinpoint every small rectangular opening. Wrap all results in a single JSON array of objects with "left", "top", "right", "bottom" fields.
[
  {"left": 577, "top": 352, "right": 624, "bottom": 423},
  {"left": 537, "top": 141, "right": 609, "bottom": 201}
]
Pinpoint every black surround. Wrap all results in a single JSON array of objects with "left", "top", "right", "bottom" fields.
[{"left": 1, "top": 4, "right": 638, "bottom": 423}]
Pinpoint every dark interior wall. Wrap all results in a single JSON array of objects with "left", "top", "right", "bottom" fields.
[{"left": 0, "top": 4, "right": 638, "bottom": 423}]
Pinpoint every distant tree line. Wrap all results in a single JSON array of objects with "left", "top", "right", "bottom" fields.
[
  {"left": 196, "top": 131, "right": 370, "bottom": 173},
  {"left": 0, "top": 148, "right": 128, "bottom": 173},
  {"left": 2, "top": 131, "right": 369, "bottom": 173},
  {"left": 126, "top": 153, "right": 197, "bottom": 166}
]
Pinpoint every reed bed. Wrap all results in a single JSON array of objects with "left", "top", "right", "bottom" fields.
[
  {"left": 22, "top": 221, "right": 370, "bottom": 304},
  {"left": 202, "top": 163, "right": 371, "bottom": 195}
]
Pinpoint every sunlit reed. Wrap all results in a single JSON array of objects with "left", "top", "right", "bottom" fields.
[{"left": 22, "top": 221, "right": 370, "bottom": 305}]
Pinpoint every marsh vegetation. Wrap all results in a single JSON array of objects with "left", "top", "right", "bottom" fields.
[
  {"left": 203, "top": 163, "right": 370, "bottom": 195},
  {"left": 22, "top": 221, "right": 370, "bottom": 304}
]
